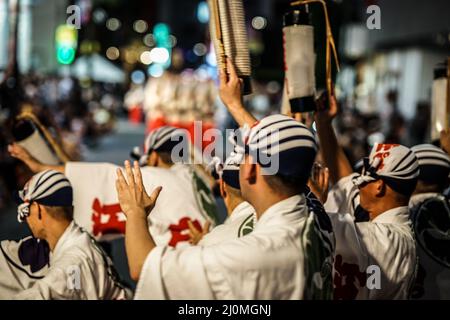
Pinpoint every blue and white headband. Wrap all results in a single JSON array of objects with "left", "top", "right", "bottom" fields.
[
  {"left": 352, "top": 144, "right": 419, "bottom": 187},
  {"left": 242, "top": 114, "right": 317, "bottom": 180},
  {"left": 133, "top": 126, "right": 189, "bottom": 166},
  {"left": 17, "top": 170, "right": 73, "bottom": 223}
]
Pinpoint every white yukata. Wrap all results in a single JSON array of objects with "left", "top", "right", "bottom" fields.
[
  {"left": 199, "top": 201, "right": 255, "bottom": 247},
  {"left": 13, "top": 222, "right": 131, "bottom": 300},
  {"left": 65, "top": 162, "right": 218, "bottom": 246},
  {"left": 408, "top": 192, "right": 450, "bottom": 299},
  {"left": 328, "top": 175, "right": 416, "bottom": 300},
  {"left": 409, "top": 192, "right": 439, "bottom": 209},
  {"left": 134, "top": 195, "right": 332, "bottom": 300},
  {"left": 324, "top": 173, "right": 360, "bottom": 215},
  {"left": 0, "top": 237, "right": 49, "bottom": 299}
]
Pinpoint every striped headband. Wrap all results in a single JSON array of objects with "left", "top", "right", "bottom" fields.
[
  {"left": 17, "top": 170, "right": 73, "bottom": 223},
  {"left": 353, "top": 143, "right": 419, "bottom": 187},
  {"left": 244, "top": 114, "right": 317, "bottom": 178},
  {"left": 138, "top": 126, "right": 188, "bottom": 165},
  {"left": 411, "top": 144, "right": 450, "bottom": 184},
  {"left": 208, "top": 140, "right": 242, "bottom": 190},
  {"left": 411, "top": 144, "right": 450, "bottom": 169}
]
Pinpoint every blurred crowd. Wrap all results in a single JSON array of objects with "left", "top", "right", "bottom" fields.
[
  {"left": 333, "top": 92, "right": 431, "bottom": 168},
  {"left": 0, "top": 74, "right": 124, "bottom": 209},
  {"left": 0, "top": 73, "right": 434, "bottom": 211}
]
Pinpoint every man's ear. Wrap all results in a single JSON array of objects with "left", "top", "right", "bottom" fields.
[
  {"left": 219, "top": 178, "right": 226, "bottom": 198},
  {"left": 147, "top": 151, "right": 158, "bottom": 166},
  {"left": 241, "top": 155, "right": 257, "bottom": 185},
  {"left": 36, "top": 203, "right": 42, "bottom": 220},
  {"left": 375, "top": 179, "right": 386, "bottom": 197}
]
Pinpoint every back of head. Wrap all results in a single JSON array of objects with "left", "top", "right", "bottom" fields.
[
  {"left": 244, "top": 114, "right": 317, "bottom": 196},
  {"left": 138, "top": 126, "right": 189, "bottom": 167},
  {"left": 411, "top": 144, "right": 450, "bottom": 193},
  {"left": 209, "top": 150, "right": 242, "bottom": 198}
]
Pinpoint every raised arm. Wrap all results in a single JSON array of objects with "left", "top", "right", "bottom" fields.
[
  {"left": 115, "top": 160, "right": 162, "bottom": 281},
  {"left": 8, "top": 143, "right": 65, "bottom": 173},
  {"left": 440, "top": 129, "right": 450, "bottom": 156},
  {"left": 314, "top": 93, "right": 353, "bottom": 185},
  {"left": 219, "top": 58, "right": 257, "bottom": 127}
]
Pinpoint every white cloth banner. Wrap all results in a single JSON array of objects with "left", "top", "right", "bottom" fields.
[{"left": 65, "top": 162, "right": 218, "bottom": 246}]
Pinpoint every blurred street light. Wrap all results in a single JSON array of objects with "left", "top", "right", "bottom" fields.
[
  {"left": 252, "top": 16, "right": 267, "bottom": 30},
  {"left": 106, "top": 46, "right": 120, "bottom": 60},
  {"left": 140, "top": 51, "right": 152, "bottom": 65},
  {"left": 106, "top": 18, "right": 121, "bottom": 31},
  {"left": 148, "top": 63, "right": 164, "bottom": 78},
  {"left": 197, "top": 1, "right": 209, "bottom": 24},
  {"left": 143, "top": 34, "right": 155, "bottom": 47},
  {"left": 149, "top": 47, "right": 169, "bottom": 64},
  {"left": 133, "top": 20, "right": 148, "bottom": 33},
  {"left": 193, "top": 43, "right": 207, "bottom": 56}
]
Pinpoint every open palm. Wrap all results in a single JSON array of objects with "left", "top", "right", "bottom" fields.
[{"left": 115, "top": 160, "right": 162, "bottom": 218}]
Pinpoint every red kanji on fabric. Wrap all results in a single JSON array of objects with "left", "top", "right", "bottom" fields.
[
  {"left": 333, "top": 254, "right": 367, "bottom": 300},
  {"left": 91, "top": 198, "right": 125, "bottom": 236},
  {"left": 168, "top": 217, "right": 202, "bottom": 247},
  {"left": 373, "top": 144, "right": 399, "bottom": 170}
]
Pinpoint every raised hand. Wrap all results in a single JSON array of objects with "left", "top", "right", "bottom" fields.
[
  {"left": 218, "top": 58, "right": 256, "bottom": 127},
  {"left": 308, "top": 162, "right": 330, "bottom": 204},
  {"left": 219, "top": 58, "right": 243, "bottom": 109},
  {"left": 187, "top": 220, "right": 211, "bottom": 245},
  {"left": 440, "top": 130, "right": 450, "bottom": 155},
  {"left": 314, "top": 88, "right": 338, "bottom": 124},
  {"left": 8, "top": 143, "right": 44, "bottom": 173},
  {"left": 115, "top": 160, "right": 162, "bottom": 219}
]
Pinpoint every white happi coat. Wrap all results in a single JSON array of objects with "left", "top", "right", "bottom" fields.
[
  {"left": 134, "top": 195, "right": 328, "bottom": 300},
  {"left": 199, "top": 201, "right": 255, "bottom": 247},
  {"left": 408, "top": 192, "right": 440, "bottom": 209},
  {"left": 408, "top": 192, "right": 450, "bottom": 299},
  {"left": 65, "top": 162, "right": 218, "bottom": 246},
  {"left": 0, "top": 237, "right": 49, "bottom": 299},
  {"left": 328, "top": 175, "right": 416, "bottom": 300},
  {"left": 13, "top": 222, "right": 130, "bottom": 300},
  {"left": 324, "top": 173, "right": 360, "bottom": 215}
]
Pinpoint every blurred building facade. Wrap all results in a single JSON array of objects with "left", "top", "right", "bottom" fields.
[{"left": 338, "top": 0, "right": 450, "bottom": 120}]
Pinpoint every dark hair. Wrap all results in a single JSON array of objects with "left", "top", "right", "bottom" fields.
[
  {"left": 43, "top": 205, "right": 74, "bottom": 221},
  {"left": 264, "top": 173, "right": 307, "bottom": 196},
  {"left": 223, "top": 181, "right": 242, "bottom": 198},
  {"left": 382, "top": 177, "right": 418, "bottom": 198},
  {"left": 155, "top": 151, "right": 174, "bottom": 165},
  {"left": 418, "top": 166, "right": 450, "bottom": 192}
]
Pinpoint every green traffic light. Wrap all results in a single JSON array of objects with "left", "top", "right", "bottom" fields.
[
  {"left": 56, "top": 46, "right": 76, "bottom": 65},
  {"left": 55, "top": 24, "right": 78, "bottom": 65}
]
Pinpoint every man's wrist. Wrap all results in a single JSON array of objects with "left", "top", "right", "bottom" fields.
[
  {"left": 227, "top": 100, "right": 245, "bottom": 111},
  {"left": 127, "top": 209, "right": 148, "bottom": 223},
  {"left": 315, "top": 117, "right": 333, "bottom": 126}
]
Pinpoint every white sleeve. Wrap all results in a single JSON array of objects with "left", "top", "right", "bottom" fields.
[
  {"left": 134, "top": 246, "right": 215, "bottom": 300},
  {"left": 13, "top": 266, "right": 80, "bottom": 300},
  {"left": 0, "top": 238, "right": 49, "bottom": 299},
  {"left": 329, "top": 214, "right": 416, "bottom": 299},
  {"left": 355, "top": 222, "right": 416, "bottom": 299},
  {"left": 324, "top": 173, "right": 360, "bottom": 216},
  {"left": 13, "top": 255, "right": 101, "bottom": 300}
]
